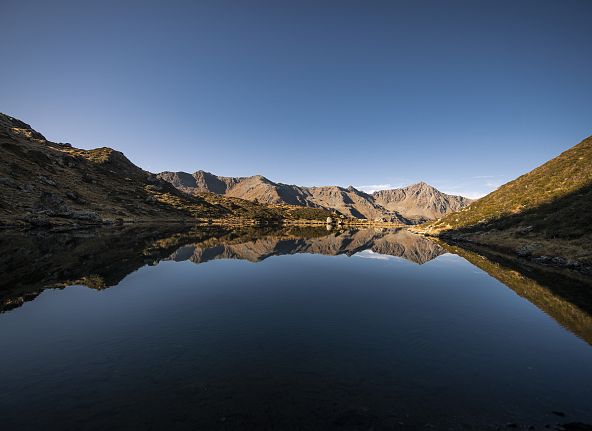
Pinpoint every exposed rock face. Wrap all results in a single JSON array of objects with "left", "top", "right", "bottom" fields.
[
  {"left": 158, "top": 171, "right": 473, "bottom": 223},
  {"left": 304, "top": 185, "right": 393, "bottom": 220},
  {"left": 194, "top": 170, "right": 243, "bottom": 194},
  {"left": 157, "top": 171, "right": 390, "bottom": 219},
  {"left": 154, "top": 171, "right": 198, "bottom": 190},
  {"left": 373, "top": 182, "right": 473, "bottom": 223}
]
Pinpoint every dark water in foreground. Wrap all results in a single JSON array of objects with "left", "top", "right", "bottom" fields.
[{"left": 1, "top": 226, "right": 591, "bottom": 430}]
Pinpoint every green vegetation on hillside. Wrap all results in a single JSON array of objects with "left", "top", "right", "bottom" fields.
[
  {"left": 422, "top": 136, "right": 592, "bottom": 266},
  {"left": 429, "top": 136, "right": 592, "bottom": 236}
]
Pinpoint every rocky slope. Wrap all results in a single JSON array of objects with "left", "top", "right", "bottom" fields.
[
  {"left": 158, "top": 171, "right": 472, "bottom": 223},
  {"left": 420, "top": 135, "right": 592, "bottom": 269},
  {"left": 0, "top": 113, "right": 309, "bottom": 228}
]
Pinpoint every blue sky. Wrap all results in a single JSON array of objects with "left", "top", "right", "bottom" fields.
[{"left": 1, "top": 0, "right": 591, "bottom": 198}]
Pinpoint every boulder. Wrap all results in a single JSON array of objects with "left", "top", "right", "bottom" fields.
[
  {"left": 33, "top": 192, "right": 71, "bottom": 216},
  {"left": 515, "top": 243, "right": 539, "bottom": 257},
  {"left": 71, "top": 211, "right": 102, "bottom": 223},
  {"left": 38, "top": 175, "right": 56, "bottom": 186}
]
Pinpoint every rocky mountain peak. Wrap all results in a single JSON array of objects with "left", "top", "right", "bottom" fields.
[
  {"left": 372, "top": 182, "right": 473, "bottom": 222},
  {"left": 1, "top": 113, "right": 46, "bottom": 141},
  {"left": 158, "top": 168, "right": 473, "bottom": 223},
  {"left": 406, "top": 182, "right": 436, "bottom": 193}
]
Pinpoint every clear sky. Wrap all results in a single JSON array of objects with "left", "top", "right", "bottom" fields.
[{"left": 1, "top": 0, "right": 591, "bottom": 198}]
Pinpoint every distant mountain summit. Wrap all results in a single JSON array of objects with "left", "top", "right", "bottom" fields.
[
  {"left": 373, "top": 182, "right": 473, "bottom": 222},
  {"left": 158, "top": 171, "right": 473, "bottom": 223},
  {"left": 158, "top": 170, "right": 242, "bottom": 195}
]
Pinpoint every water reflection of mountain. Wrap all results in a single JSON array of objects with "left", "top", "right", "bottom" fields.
[
  {"left": 0, "top": 224, "right": 195, "bottom": 311},
  {"left": 168, "top": 228, "right": 445, "bottom": 265},
  {"left": 1, "top": 226, "right": 591, "bottom": 348},
  {"left": 440, "top": 241, "right": 592, "bottom": 345},
  {"left": 0, "top": 226, "right": 441, "bottom": 312}
]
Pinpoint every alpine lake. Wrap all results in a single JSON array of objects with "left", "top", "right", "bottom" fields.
[{"left": 1, "top": 225, "right": 591, "bottom": 430}]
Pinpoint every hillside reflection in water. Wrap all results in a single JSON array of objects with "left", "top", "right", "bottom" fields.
[{"left": 0, "top": 226, "right": 591, "bottom": 430}]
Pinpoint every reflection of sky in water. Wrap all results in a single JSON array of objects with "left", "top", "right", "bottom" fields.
[{"left": 354, "top": 249, "right": 400, "bottom": 260}]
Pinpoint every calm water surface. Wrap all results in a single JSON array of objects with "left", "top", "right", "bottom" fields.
[{"left": 0, "top": 226, "right": 591, "bottom": 430}]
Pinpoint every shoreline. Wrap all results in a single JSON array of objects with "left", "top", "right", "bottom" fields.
[
  {"left": 0, "top": 216, "right": 408, "bottom": 231},
  {"left": 421, "top": 231, "right": 592, "bottom": 277}
]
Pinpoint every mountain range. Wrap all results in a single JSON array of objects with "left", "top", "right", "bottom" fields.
[
  {"left": 158, "top": 170, "right": 473, "bottom": 223},
  {"left": 0, "top": 113, "right": 334, "bottom": 228},
  {"left": 168, "top": 227, "right": 445, "bottom": 265},
  {"left": 1, "top": 111, "right": 591, "bottom": 273},
  {"left": 0, "top": 112, "right": 471, "bottom": 228}
]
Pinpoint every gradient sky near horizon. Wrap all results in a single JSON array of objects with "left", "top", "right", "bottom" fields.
[{"left": 1, "top": 0, "right": 591, "bottom": 198}]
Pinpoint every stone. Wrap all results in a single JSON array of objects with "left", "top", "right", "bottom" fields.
[
  {"left": 515, "top": 243, "right": 538, "bottom": 257},
  {"left": 18, "top": 183, "right": 35, "bottom": 193},
  {"left": 65, "top": 191, "right": 87, "bottom": 204},
  {"left": 516, "top": 225, "right": 534, "bottom": 234},
  {"left": 551, "top": 256, "right": 567, "bottom": 266},
  {"left": 71, "top": 211, "right": 102, "bottom": 223},
  {"left": 33, "top": 192, "right": 71, "bottom": 216},
  {"left": 23, "top": 214, "right": 51, "bottom": 227},
  {"left": 38, "top": 175, "right": 56, "bottom": 186},
  {"left": 0, "top": 177, "right": 17, "bottom": 187},
  {"left": 145, "top": 184, "right": 163, "bottom": 192},
  {"left": 82, "top": 173, "right": 97, "bottom": 184}
]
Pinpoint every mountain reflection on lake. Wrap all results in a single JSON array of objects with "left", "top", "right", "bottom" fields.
[{"left": 1, "top": 226, "right": 591, "bottom": 430}]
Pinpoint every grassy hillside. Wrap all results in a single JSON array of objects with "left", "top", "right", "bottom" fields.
[
  {"left": 0, "top": 113, "right": 337, "bottom": 228},
  {"left": 422, "top": 135, "right": 592, "bottom": 266}
]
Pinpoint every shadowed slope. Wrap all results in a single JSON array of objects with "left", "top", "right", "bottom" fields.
[{"left": 420, "top": 136, "right": 592, "bottom": 267}]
